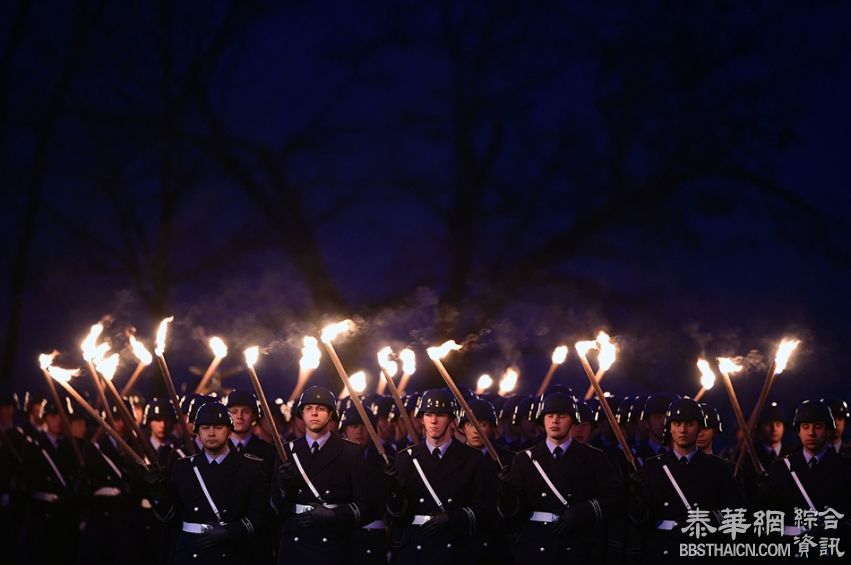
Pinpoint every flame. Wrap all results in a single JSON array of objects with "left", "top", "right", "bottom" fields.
[
  {"left": 551, "top": 345, "right": 569, "bottom": 365},
  {"left": 427, "top": 340, "right": 462, "bottom": 360},
  {"left": 773, "top": 339, "right": 800, "bottom": 375},
  {"left": 597, "top": 331, "right": 617, "bottom": 371},
  {"left": 477, "top": 374, "right": 493, "bottom": 391},
  {"left": 95, "top": 353, "right": 120, "bottom": 381},
  {"left": 209, "top": 336, "right": 228, "bottom": 359},
  {"left": 46, "top": 365, "right": 80, "bottom": 383},
  {"left": 575, "top": 340, "right": 596, "bottom": 356},
  {"left": 39, "top": 352, "right": 59, "bottom": 370},
  {"left": 717, "top": 357, "right": 743, "bottom": 375},
  {"left": 499, "top": 367, "right": 519, "bottom": 395},
  {"left": 320, "top": 319, "right": 353, "bottom": 343},
  {"left": 128, "top": 335, "right": 153, "bottom": 365},
  {"left": 244, "top": 346, "right": 260, "bottom": 368},
  {"left": 81, "top": 323, "right": 105, "bottom": 361},
  {"left": 154, "top": 316, "right": 173, "bottom": 356},
  {"left": 377, "top": 346, "right": 399, "bottom": 377},
  {"left": 300, "top": 336, "right": 321, "bottom": 370},
  {"left": 349, "top": 370, "right": 367, "bottom": 393},
  {"left": 400, "top": 348, "right": 416, "bottom": 374},
  {"left": 696, "top": 359, "right": 716, "bottom": 390}
]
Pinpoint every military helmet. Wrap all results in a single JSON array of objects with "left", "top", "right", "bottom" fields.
[
  {"left": 370, "top": 396, "right": 394, "bottom": 420},
  {"left": 498, "top": 395, "right": 523, "bottom": 422},
  {"left": 665, "top": 397, "right": 706, "bottom": 426},
  {"left": 339, "top": 406, "right": 376, "bottom": 429},
  {"left": 187, "top": 395, "right": 215, "bottom": 425},
  {"left": 296, "top": 386, "right": 338, "bottom": 420},
  {"left": 821, "top": 397, "right": 849, "bottom": 420},
  {"left": 641, "top": 393, "right": 676, "bottom": 420},
  {"left": 415, "top": 389, "right": 456, "bottom": 418},
  {"left": 759, "top": 401, "right": 787, "bottom": 424},
  {"left": 143, "top": 397, "right": 177, "bottom": 426},
  {"left": 194, "top": 401, "right": 234, "bottom": 428},
  {"left": 224, "top": 389, "right": 262, "bottom": 420},
  {"left": 700, "top": 402, "right": 723, "bottom": 432},
  {"left": 0, "top": 391, "right": 19, "bottom": 409},
  {"left": 793, "top": 400, "right": 836, "bottom": 431},
  {"left": 535, "top": 392, "right": 579, "bottom": 424},
  {"left": 459, "top": 398, "right": 498, "bottom": 426},
  {"left": 513, "top": 395, "right": 538, "bottom": 426},
  {"left": 575, "top": 400, "right": 597, "bottom": 426}
]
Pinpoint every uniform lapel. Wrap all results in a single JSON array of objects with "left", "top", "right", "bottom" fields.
[
  {"left": 308, "top": 433, "right": 342, "bottom": 475},
  {"left": 433, "top": 440, "right": 464, "bottom": 480}
]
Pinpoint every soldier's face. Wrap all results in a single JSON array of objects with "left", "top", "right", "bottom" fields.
[
  {"left": 798, "top": 422, "right": 828, "bottom": 453},
  {"left": 570, "top": 421, "right": 593, "bottom": 444},
  {"left": 422, "top": 412, "right": 452, "bottom": 442},
  {"left": 302, "top": 404, "right": 332, "bottom": 433},
  {"left": 697, "top": 427, "right": 715, "bottom": 451},
  {"left": 543, "top": 413, "right": 573, "bottom": 442},
  {"left": 670, "top": 420, "right": 700, "bottom": 449},
  {"left": 229, "top": 405, "right": 255, "bottom": 434},
  {"left": 648, "top": 414, "right": 666, "bottom": 441},
  {"left": 462, "top": 420, "right": 494, "bottom": 448},
  {"left": 377, "top": 417, "right": 395, "bottom": 441},
  {"left": 832, "top": 417, "right": 845, "bottom": 441},
  {"left": 149, "top": 419, "right": 167, "bottom": 440},
  {"left": 759, "top": 421, "right": 784, "bottom": 444},
  {"left": 45, "top": 413, "right": 63, "bottom": 435},
  {"left": 198, "top": 424, "right": 230, "bottom": 451},
  {"left": 342, "top": 423, "right": 367, "bottom": 446}
]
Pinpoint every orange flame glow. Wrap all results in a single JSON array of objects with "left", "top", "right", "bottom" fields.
[
  {"left": 320, "top": 320, "right": 353, "bottom": 343},
  {"left": 400, "top": 348, "right": 416, "bottom": 374},
  {"left": 717, "top": 357, "right": 743, "bottom": 376},
  {"left": 499, "top": 367, "right": 519, "bottom": 395},
  {"left": 209, "top": 337, "right": 228, "bottom": 359},
  {"left": 300, "top": 336, "right": 321, "bottom": 370},
  {"left": 154, "top": 317, "right": 174, "bottom": 356},
  {"left": 377, "top": 346, "right": 399, "bottom": 377},
  {"left": 349, "top": 370, "right": 367, "bottom": 393},
  {"left": 244, "top": 346, "right": 260, "bottom": 368},
  {"left": 81, "top": 323, "right": 105, "bottom": 362},
  {"left": 696, "top": 359, "right": 716, "bottom": 390},
  {"left": 427, "top": 340, "right": 462, "bottom": 360},
  {"left": 128, "top": 335, "right": 153, "bottom": 365},
  {"left": 773, "top": 339, "right": 800, "bottom": 375},
  {"left": 551, "top": 345, "right": 568, "bottom": 365},
  {"left": 95, "top": 353, "right": 120, "bottom": 381}
]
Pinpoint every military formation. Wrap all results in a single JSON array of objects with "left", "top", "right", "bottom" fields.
[{"left": 0, "top": 380, "right": 849, "bottom": 564}]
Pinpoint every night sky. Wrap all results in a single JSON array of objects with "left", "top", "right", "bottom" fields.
[{"left": 1, "top": 1, "right": 850, "bottom": 438}]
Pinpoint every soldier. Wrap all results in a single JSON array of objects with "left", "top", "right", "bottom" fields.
[
  {"left": 821, "top": 396, "right": 849, "bottom": 456},
  {"left": 741, "top": 401, "right": 792, "bottom": 500},
  {"left": 697, "top": 402, "right": 723, "bottom": 455},
  {"left": 763, "top": 400, "right": 851, "bottom": 543},
  {"left": 369, "top": 395, "right": 399, "bottom": 458},
  {"left": 271, "top": 386, "right": 377, "bottom": 564},
  {"left": 513, "top": 395, "right": 544, "bottom": 450},
  {"left": 498, "top": 391, "right": 622, "bottom": 563},
  {"left": 148, "top": 401, "right": 270, "bottom": 564},
  {"left": 569, "top": 400, "right": 597, "bottom": 445},
  {"left": 392, "top": 393, "right": 422, "bottom": 450},
  {"left": 384, "top": 388, "right": 493, "bottom": 563},
  {"left": 635, "top": 393, "right": 675, "bottom": 461},
  {"left": 224, "top": 390, "right": 276, "bottom": 478},
  {"left": 629, "top": 397, "right": 742, "bottom": 563}
]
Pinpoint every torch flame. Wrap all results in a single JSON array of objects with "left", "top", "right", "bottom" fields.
[
  {"left": 696, "top": 359, "right": 716, "bottom": 390},
  {"left": 46, "top": 365, "right": 81, "bottom": 383},
  {"left": 597, "top": 331, "right": 617, "bottom": 372},
  {"left": 773, "top": 339, "right": 800, "bottom": 375},
  {"left": 244, "top": 346, "right": 260, "bottom": 368},
  {"left": 427, "top": 340, "right": 462, "bottom": 360},
  {"left": 300, "top": 336, "right": 321, "bottom": 370},
  {"left": 551, "top": 345, "right": 569, "bottom": 365},
  {"left": 128, "top": 335, "right": 153, "bottom": 365},
  {"left": 575, "top": 340, "right": 596, "bottom": 356},
  {"left": 377, "top": 346, "right": 399, "bottom": 377},
  {"left": 209, "top": 336, "right": 228, "bottom": 359},
  {"left": 154, "top": 316, "right": 174, "bottom": 356},
  {"left": 400, "top": 348, "right": 416, "bottom": 374},
  {"left": 81, "top": 323, "right": 105, "bottom": 361},
  {"left": 95, "top": 353, "right": 120, "bottom": 381},
  {"left": 320, "top": 320, "right": 353, "bottom": 343},
  {"left": 39, "top": 352, "right": 59, "bottom": 370},
  {"left": 499, "top": 367, "right": 519, "bottom": 395},
  {"left": 477, "top": 374, "right": 493, "bottom": 391},
  {"left": 349, "top": 371, "right": 367, "bottom": 393},
  {"left": 717, "top": 357, "right": 743, "bottom": 375}
]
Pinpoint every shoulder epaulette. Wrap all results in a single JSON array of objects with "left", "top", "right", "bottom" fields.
[{"left": 243, "top": 452, "right": 263, "bottom": 462}]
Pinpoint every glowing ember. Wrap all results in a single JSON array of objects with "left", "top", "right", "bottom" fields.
[
  {"left": 300, "top": 336, "right": 321, "bottom": 370},
  {"left": 349, "top": 370, "right": 367, "bottom": 393},
  {"left": 244, "top": 346, "right": 260, "bottom": 368},
  {"left": 477, "top": 374, "right": 493, "bottom": 390},
  {"left": 717, "top": 357, "right": 743, "bottom": 375},
  {"left": 400, "top": 348, "right": 416, "bottom": 374},
  {"left": 427, "top": 340, "right": 462, "bottom": 360},
  {"left": 597, "top": 332, "right": 617, "bottom": 371},
  {"left": 773, "top": 339, "right": 800, "bottom": 375},
  {"left": 95, "top": 353, "right": 120, "bottom": 381},
  {"left": 39, "top": 352, "right": 59, "bottom": 370},
  {"left": 696, "top": 359, "right": 716, "bottom": 390},
  {"left": 320, "top": 320, "right": 353, "bottom": 343},
  {"left": 551, "top": 345, "right": 569, "bottom": 365},
  {"left": 377, "top": 346, "right": 399, "bottom": 377},
  {"left": 81, "top": 323, "right": 105, "bottom": 361},
  {"left": 154, "top": 316, "right": 174, "bottom": 356},
  {"left": 499, "top": 367, "right": 519, "bottom": 395},
  {"left": 209, "top": 337, "right": 228, "bottom": 359},
  {"left": 128, "top": 335, "right": 153, "bottom": 365}
]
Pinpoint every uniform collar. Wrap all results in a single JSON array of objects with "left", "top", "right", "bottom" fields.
[
  {"left": 545, "top": 436, "right": 572, "bottom": 455},
  {"left": 648, "top": 437, "right": 666, "bottom": 454},
  {"left": 672, "top": 446, "right": 698, "bottom": 463},
  {"left": 150, "top": 435, "right": 163, "bottom": 450},
  {"left": 425, "top": 437, "right": 452, "bottom": 458},
  {"left": 803, "top": 446, "right": 828, "bottom": 465},
  {"left": 306, "top": 430, "right": 331, "bottom": 451},
  {"left": 205, "top": 444, "right": 230, "bottom": 464},
  {"left": 760, "top": 441, "right": 782, "bottom": 457},
  {"left": 232, "top": 431, "right": 253, "bottom": 449}
]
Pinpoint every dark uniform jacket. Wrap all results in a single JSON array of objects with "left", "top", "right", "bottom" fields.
[
  {"left": 233, "top": 434, "right": 276, "bottom": 480},
  {"left": 153, "top": 449, "right": 270, "bottom": 565},
  {"left": 272, "top": 433, "right": 376, "bottom": 564},
  {"left": 387, "top": 439, "right": 494, "bottom": 563},
  {"left": 501, "top": 440, "right": 623, "bottom": 563},
  {"left": 470, "top": 445, "right": 515, "bottom": 565}
]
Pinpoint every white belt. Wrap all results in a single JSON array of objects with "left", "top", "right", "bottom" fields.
[
  {"left": 529, "top": 511, "right": 561, "bottom": 523},
  {"left": 362, "top": 519, "right": 385, "bottom": 530},
  {"left": 32, "top": 491, "right": 60, "bottom": 503},
  {"left": 93, "top": 487, "right": 122, "bottom": 497},
  {"left": 783, "top": 526, "right": 804, "bottom": 537},
  {"left": 140, "top": 498, "right": 153, "bottom": 509},
  {"left": 182, "top": 521, "right": 211, "bottom": 534},
  {"left": 411, "top": 514, "right": 433, "bottom": 525},
  {"left": 656, "top": 520, "right": 678, "bottom": 531},
  {"left": 294, "top": 503, "right": 339, "bottom": 514}
]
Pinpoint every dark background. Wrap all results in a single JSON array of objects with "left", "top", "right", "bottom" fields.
[{"left": 1, "top": 1, "right": 850, "bottom": 437}]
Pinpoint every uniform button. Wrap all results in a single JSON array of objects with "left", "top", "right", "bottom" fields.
[
  {"left": 298, "top": 489, "right": 303, "bottom": 494},
  {"left": 322, "top": 537, "right": 328, "bottom": 543},
  {"left": 419, "top": 498, "right": 425, "bottom": 503},
  {"left": 541, "top": 492, "right": 547, "bottom": 497},
  {"left": 663, "top": 502, "right": 668, "bottom": 507},
  {"left": 663, "top": 551, "right": 668, "bottom": 555},
  {"left": 483, "top": 542, "right": 488, "bottom": 547},
  {"left": 567, "top": 493, "right": 572, "bottom": 497},
  {"left": 222, "top": 554, "right": 227, "bottom": 558},
  {"left": 192, "top": 554, "right": 197, "bottom": 559},
  {"left": 294, "top": 537, "right": 299, "bottom": 542},
  {"left": 540, "top": 547, "right": 545, "bottom": 552},
  {"left": 325, "top": 489, "right": 331, "bottom": 494},
  {"left": 194, "top": 506, "right": 199, "bottom": 512},
  {"left": 107, "top": 475, "right": 112, "bottom": 480},
  {"left": 416, "top": 545, "right": 422, "bottom": 551},
  {"left": 366, "top": 550, "right": 372, "bottom": 554},
  {"left": 447, "top": 543, "right": 452, "bottom": 548},
  {"left": 447, "top": 498, "right": 453, "bottom": 503}
]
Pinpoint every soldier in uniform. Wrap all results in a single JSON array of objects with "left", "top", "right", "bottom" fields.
[
  {"left": 821, "top": 396, "right": 849, "bottom": 455},
  {"left": 635, "top": 393, "right": 675, "bottom": 461},
  {"left": 629, "top": 397, "right": 742, "bottom": 564},
  {"left": 569, "top": 400, "right": 597, "bottom": 445},
  {"left": 385, "top": 388, "right": 493, "bottom": 563},
  {"left": 224, "top": 390, "right": 276, "bottom": 478},
  {"left": 148, "top": 401, "right": 270, "bottom": 564},
  {"left": 740, "top": 401, "right": 792, "bottom": 500},
  {"left": 271, "top": 386, "right": 377, "bottom": 564},
  {"left": 392, "top": 394, "right": 422, "bottom": 450},
  {"left": 370, "top": 396, "right": 399, "bottom": 459},
  {"left": 498, "top": 391, "right": 622, "bottom": 563},
  {"left": 697, "top": 402, "right": 723, "bottom": 456}
]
